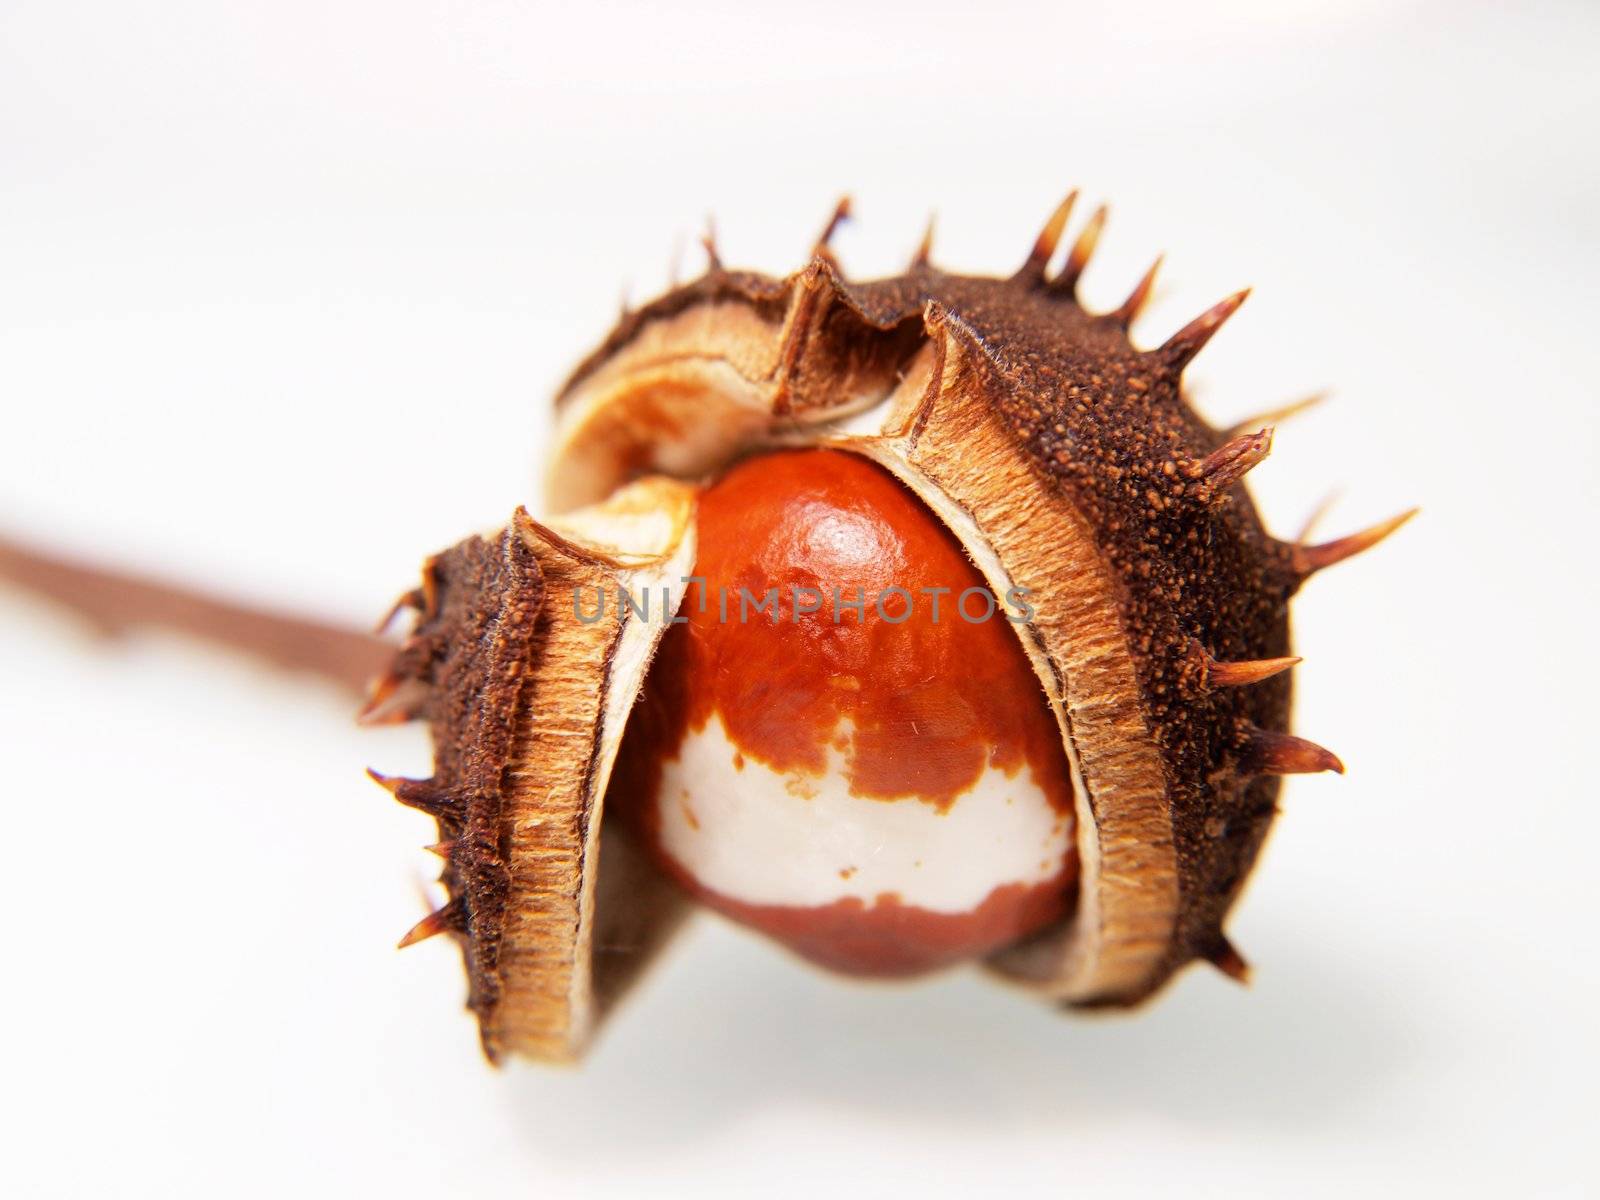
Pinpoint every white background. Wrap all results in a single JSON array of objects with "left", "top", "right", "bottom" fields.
[{"left": 2, "top": 2, "right": 1596, "bottom": 1196}]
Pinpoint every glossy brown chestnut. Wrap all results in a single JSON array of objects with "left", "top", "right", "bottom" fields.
[{"left": 610, "top": 448, "right": 1079, "bottom": 977}]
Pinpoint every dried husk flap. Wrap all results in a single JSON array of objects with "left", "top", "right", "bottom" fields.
[{"left": 375, "top": 477, "right": 697, "bottom": 1061}]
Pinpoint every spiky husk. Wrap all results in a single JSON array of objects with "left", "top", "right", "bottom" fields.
[{"left": 371, "top": 202, "right": 1401, "bottom": 1061}]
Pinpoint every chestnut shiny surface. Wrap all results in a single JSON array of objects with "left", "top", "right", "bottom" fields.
[{"left": 612, "top": 448, "right": 1078, "bottom": 974}]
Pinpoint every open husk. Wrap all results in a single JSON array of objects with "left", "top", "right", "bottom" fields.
[{"left": 374, "top": 206, "right": 1400, "bottom": 1061}]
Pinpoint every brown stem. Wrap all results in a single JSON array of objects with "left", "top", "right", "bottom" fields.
[{"left": 0, "top": 532, "right": 393, "bottom": 696}]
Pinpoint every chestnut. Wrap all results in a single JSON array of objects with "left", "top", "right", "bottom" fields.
[{"left": 609, "top": 447, "right": 1078, "bottom": 978}]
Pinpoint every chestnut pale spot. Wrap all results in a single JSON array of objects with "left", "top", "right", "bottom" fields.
[
  {"left": 611, "top": 448, "right": 1079, "bottom": 976},
  {"left": 648, "top": 713, "right": 1072, "bottom": 909}
]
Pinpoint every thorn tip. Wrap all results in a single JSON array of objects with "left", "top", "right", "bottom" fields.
[
  {"left": 1191, "top": 640, "right": 1302, "bottom": 689},
  {"left": 1196, "top": 426, "right": 1274, "bottom": 501},
  {"left": 366, "top": 766, "right": 401, "bottom": 794},
  {"left": 814, "top": 195, "right": 852, "bottom": 256},
  {"left": 373, "top": 588, "right": 423, "bottom": 636},
  {"left": 1241, "top": 727, "right": 1344, "bottom": 777},
  {"left": 1015, "top": 190, "right": 1078, "bottom": 283},
  {"left": 397, "top": 899, "right": 465, "bottom": 949},
  {"left": 1160, "top": 288, "right": 1250, "bottom": 370},
  {"left": 1205, "top": 937, "right": 1251, "bottom": 985},
  {"left": 1052, "top": 203, "right": 1107, "bottom": 294},
  {"left": 366, "top": 769, "right": 461, "bottom": 821},
  {"left": 1111, "top": 254, "right": 1163, "bottom": 325},
  {"left": 1294, "top": 508, "right": 1419, "bottom": 576},
  {"left": 701, "top": 215, "right": 721, "bottom": 271},
  {"left": 910, "top": 213, "right": 936, "bottom": 268}
]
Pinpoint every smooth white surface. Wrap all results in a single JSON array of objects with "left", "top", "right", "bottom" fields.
[
  {"left": 657, "top": 715, "right": 1072, "bottom": 911},
  {"left": 2, "top": 2, "right": 1597, "bottom": 1197}
]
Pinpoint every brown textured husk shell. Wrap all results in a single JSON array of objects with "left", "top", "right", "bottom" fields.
[
  {"left": 377, "top": 225, "right": 1331, "bottom": 1063},
  {"left": 376, "top": 479, "right": 698, "bottom": 1061}
]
